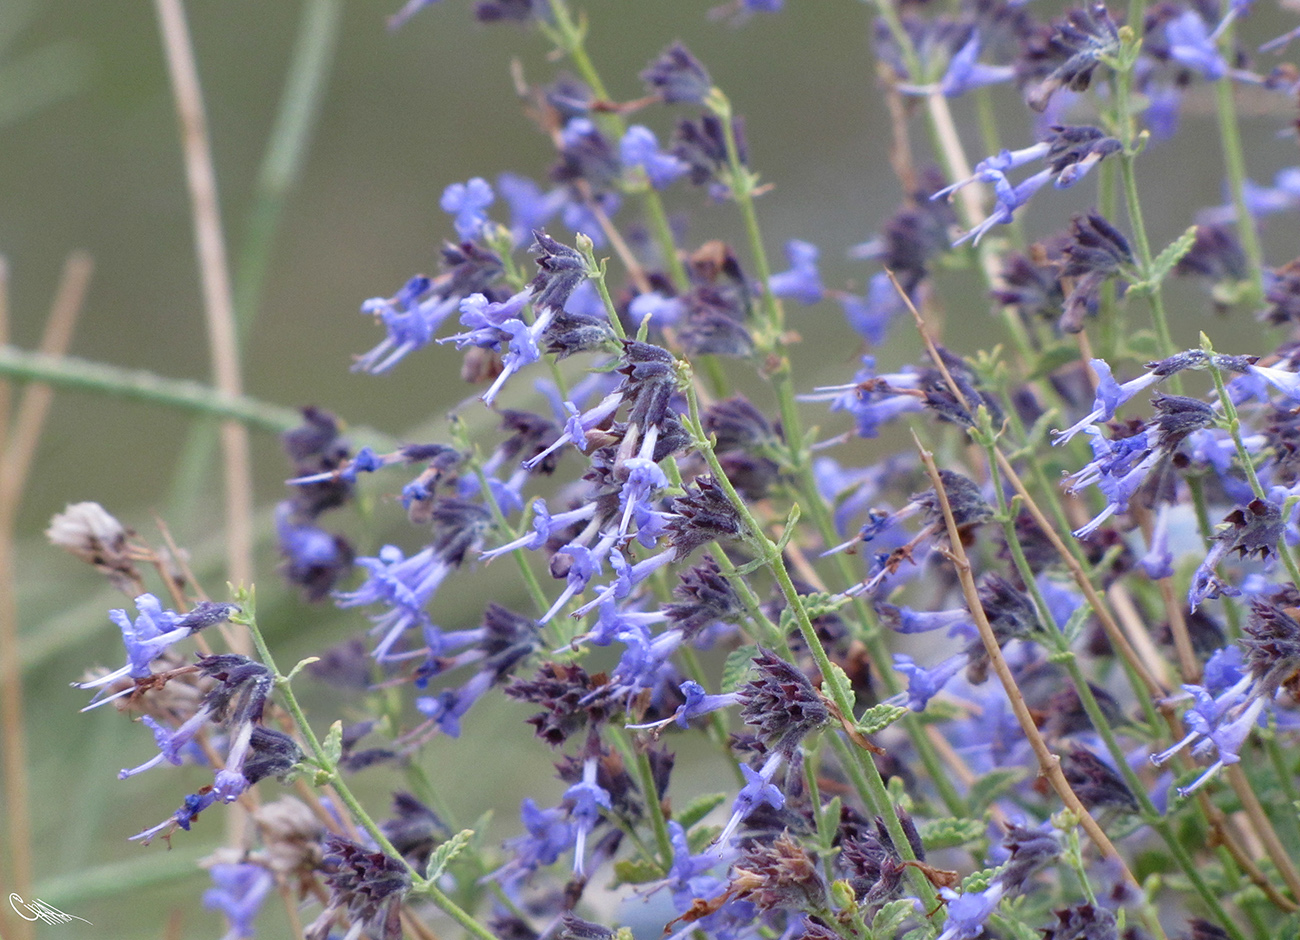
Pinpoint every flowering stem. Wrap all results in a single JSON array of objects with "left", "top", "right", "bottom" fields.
[
  {"left": 693, "top": 104, "right": 972, "bottom": 815},
  {"left": 625, "top": 730, "right": 675, "bottom": 869},
  {"left": 1112, "top": 66, "right": 1180, "bottom": 380},
  {"left": 542, "top": 0, "right": 690, "bottom": 292},
  {"left": 682, "top": 379, "right": 941, "bottom": 913},
  {"left": 236, "top": 591, "right": 499, "bottom": 940},
  {"left": 1203, "top": 345, "right": 1300, "bottom": 586}
]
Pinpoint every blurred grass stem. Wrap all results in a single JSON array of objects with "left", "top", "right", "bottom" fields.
[
  {"left": 154, "top": 0, "right": 254, "bottom": 628},
  {"left": 0, "top": 252, "right": 92, "bottom": 940},
  {"left": 169, "top": 0, "right": 343, "bottom": 536}
]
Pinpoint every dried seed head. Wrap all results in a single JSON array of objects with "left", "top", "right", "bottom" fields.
[
  {"left": 47, "top": 502, "right": 142, "bottom": 593},
  {"left": 1243, "top": 599, "right": 1300, "bottom": 698},
  {"left": 732, "top": 831, "right": 825, "bottom": 912},
  {"left": 736, "top": 649, "right": 830, "bottom": 757},
  {"left": 253, "top": 797, "right": 325, "bottom": 876},
  {"left": 1061, "top": 748, "right": 1139, "bottom": 815},
  {"left": 914, "top": 470, "right": 993, "bottom": 533}
]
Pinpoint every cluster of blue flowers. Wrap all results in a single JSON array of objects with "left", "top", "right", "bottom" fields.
[{"left": 61, "top": 0, "right": 1300, "bottom": 938}]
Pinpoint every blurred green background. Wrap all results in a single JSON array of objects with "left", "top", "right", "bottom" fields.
[{"left": 4, "top": 0, "right": 1300, "bottom": 936}]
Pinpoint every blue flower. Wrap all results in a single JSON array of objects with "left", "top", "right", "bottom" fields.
[
  {"left": 1052, "top": 359, "right": 1161, "bottom": 444},
  {"left": 628, "top": 679, "right": 737, "bottom": 730},
  {"left": 355, "top": 275, "right": 458, "bottom": 374},
  {"left": 204, "top": 863, "right": 274, "bottom": 940},
  {"left": 838, "top": 272, "right": 906, "bottom": 345},
  {"left": 767, "top": 240, "right": 824, "bottom": 305},
  {"left": 892, "top": 653, "right": 965, "bottom": 711},
  {"left": 336, "top": 545, "right": 447, "bottom": 660},
  {"left": 620, "top": 126, "right": 688, "bottom": 190},
  {"left": 130, "top": 790, "right": 219, "bottom": 844},
  {"left": 76, "top": 594, "right": 233, "bottom": 708},
  {"left": 479, "top": 499, "right": 597, "bottom": 561},
  {"left": 1249, "top": 361, "right": 1300, "bottom": 401},
  {"left": 564, "top": 758, "right": 612, "bottom": 875},
  {"left": 715, "top": 752, "right": 786, "bottom": 846},
  {"left": 1165, "top": 10, "right": 1227, "bottom": 80},
  {"left": 497, "top": 172, "right": 564, "bottom": 244},
  {"left": 877, "top": 603, "right": 976, "bottom": 638},
  {"left": 937, "top": 32, "right": 1016, "bottom": 98},
  {"left": 953, "top": 168, "right": 1053, "bottom": 246},
  {"left": 497, "top": 798, "right": 573, "bottom": 885},
  {"left": 1152, "top": 678, "right": 1264, "bottom": 795},
  {"left": 937, "top": 882, "right": 1003, "bottom": 940},
  {"left": 441, "top": 177, "right": 495, "bottom": 241}
]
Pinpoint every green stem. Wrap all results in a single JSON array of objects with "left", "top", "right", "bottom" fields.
[
  {"left": 542, "top": 0, "right": 690, "bottom": 291},
  {"left": 682, "top": 381, "right": 941, "bottom": 913},
  {"left": 1113, "top": 67, "right": 1181, "bottom": 386},
  {"left": 1205, "top": 349, "right": 1300, "bottom": 586},
  {"left": 239, "top": 594, "right": 499, "bottom": 940},
  {"left": 0, "top": 344, "right": 396, "bottom": 443},
  {"left": 1210, "top": 17, "right": 1264, "bottom": 305}
]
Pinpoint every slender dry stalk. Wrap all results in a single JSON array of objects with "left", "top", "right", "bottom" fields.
[
  {"left": 0, "top": 253, "right": 93, "bottom": 506},
  {"left": 0, "top": 252, "right": 92, "bottom": 940},
  {"left": 913, "top": 436, "right": 1143, "bottom": 890},
  {"left": 153, "top": 0, "right": 254, "bottom": 642}
]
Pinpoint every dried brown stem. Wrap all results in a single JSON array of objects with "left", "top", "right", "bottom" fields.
[
  {"left": 0, "top": 253, "right": 92, "bottom": 940},
  {"left": 154, "top": 0, "right": 254, "bottom": 635},
  {"left": 914, "top": 435, "right": 1141, "bottom": 888}
]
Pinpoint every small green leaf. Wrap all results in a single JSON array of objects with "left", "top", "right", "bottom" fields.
[
  {"left": 613, "top": 858, "right": 665, "bottom": 885},
  {"left": 321, "top": 720, "right": 344, "bottom": 766},
  {"left": 968, "top": 767, "right": 1026, "bottom": 810},
  {"left": 722, "top": 645, "right": 758, "bottom": 693},
  {"left": 1058, "top": 597, "right": 1094, "bottom": 643},
  {"left": 856, "top": 702, "right": 908, "bottom": 735},
  {"left": 1123, "top": 329, "right": 1162, "bottom": 360},
  {"left": 920, "top": 817, "right": 987, "bottom": 851},
  {"left": 285, "top": 656, "right": 320, "bottom": 681},
  {"left": 823, "top": 660, "right": 855, "bottom": 706},
  {"left": 676, "top": 792, "right": 728, "bottom": 831},
  {"left": 1026, "top": 343, "right": 1084, "bottom": 381},
  {"left": 871, "top": 899, "right": 916, "bottom": 938},
  {"left": 425, "top": 829, "right": 474, "bottom": 881},
  {"left": 1147, "top": 225, "right": 1198, "bottom": 287}
]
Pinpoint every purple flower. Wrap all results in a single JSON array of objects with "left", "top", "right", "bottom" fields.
[
  {"left": 75, "top": 594, "right": 234, "bottom": 708},
  {"left": 621, "top": 126, "right": 688, "bottom": 190},
  {"left": 937, "top": 32, "right": 1016, "bottom": 98},
  {"left": 642, "top": 43, "right": 712, "bottom": 104},
  {"left": 441, "top": 177, "right": 495, "bottom": 241},
  {"left": 204, "top": 863, "right": 274, "bottom": 940},
  {"left": 892, "top": 653, "right": 965, "bottom": 711},
  {"left": 767, "top": 240, "right": 824, "bottom": 304},
  {"left": 1165, "top": 10, "right": 1227, "bottom": 80},
  {"left": 1053, "top": 358, "right": 1161, "bottom": 444}
]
